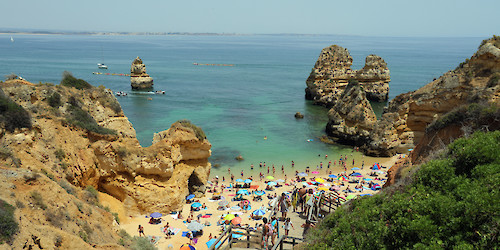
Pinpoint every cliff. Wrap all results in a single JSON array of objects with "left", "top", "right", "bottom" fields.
[
  {"left": 364, "top": 36, "right": 500, "bottom": 156},
  {"left": 0, "top": 81, "right": 211, "bottom": 248},
  {"left": 305, "top": 45, "right": 390, "bottom": 107}
]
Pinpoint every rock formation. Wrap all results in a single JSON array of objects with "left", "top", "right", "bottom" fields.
[
  {"left": 0, "top": 81, "right": 211, "bottom": 248},
  {"left": 130, "top": 57, "right": 153, "bottom": 89},
  {"left": 325, "top": 80, "right": 377, "bottom": 145},
  {"left": 305, "top": 45, "right": 390, "bottom": 107},
  {"left": 320, "top": 36, "right": 500, "bottom": 157}
]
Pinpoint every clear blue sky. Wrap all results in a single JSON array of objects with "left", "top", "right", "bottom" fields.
[{"left": 2, "top": 0, "right": 498, "bottom": 36}]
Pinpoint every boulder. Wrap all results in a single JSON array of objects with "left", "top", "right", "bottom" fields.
[{"left": 294, "top": 112, "right": 304, "bottom": 119}]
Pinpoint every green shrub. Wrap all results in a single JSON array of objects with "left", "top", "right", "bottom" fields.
[
  {"left": 177, "top": 119, "right": 206, "bottom": 140},
  {"left": 54, "top": 148, "right": 65, "bottom": 161},
  {"left": 112, "top": 212, "right": 120, "bottom": 224},
  {"left": 30, "top": 191, "right": 47, "bottom": 210},
  {"left": 131, "top": 236, "right": 157, "bottom": 250},
  {"left": 47, "top": 92, "right": 62, "bottom": 108},
  {"left": 0, "top": 89, "right": 32, "bottom": 132},
  {"left": 58, "top": 180, "right": 75, "bottom": 195},
  {"left": 65, "top": 103, "right": 116, "bottom": 135},
  {"left": 60, "top": 71, "right": 92, "bottom": 90},
  {"left": 306, "top": 131, "right": 500, "bottom": 249},
  {"left": 85, "top": 186, "right": 99, "bottom": 205},
  {"left": 0, "top": 199, "right": 18, "bottom": 244}
]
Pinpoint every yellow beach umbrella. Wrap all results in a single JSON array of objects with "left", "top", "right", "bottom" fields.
[
  {"left": 315, "top": 178, "right": 325, "bottom": 183},
  {"left": 318, "top": 187, "right": 329, "bottom": 191},
  {"left": 266, "top": 176, "right": 275, "bottom": 180},
  {"left": 224, "top": 214, "right": 235, "bottom": 221}
]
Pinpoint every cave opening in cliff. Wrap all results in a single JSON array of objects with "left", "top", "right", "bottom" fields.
[{"left": 188, "top": 172, "right": 204, "bottom": 194}]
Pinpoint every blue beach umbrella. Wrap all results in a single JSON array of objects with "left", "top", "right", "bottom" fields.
[
  {"left": 359, "top": 194, "right": 373, "bottom": 196},
  {"left": 150, "top": 212, "right": 162, "bottom": 218},
  {"left": 298, "top": 172, "right": 308, "bottom": 177},
  {"left": 351, "top": 167, "right": 360, "bottom": 170},
  {"left": 267, "top": 181, "right": 277, "bottom": 186},
  {"left": 191, "top": 202, "right": 202, "bottom": 208},
  {"left": 254, "top": 190, "right": 266, "bottom": 196},
  {"left": 186, "top": 194, "right": 195, "bottom": 200},
  {"left": 206, "top": 238, "right": 222, "bottom": 249},
  {"left": 253, "top": 209, "right": 266, "bottom": 216},
  {"left": 276, "top": 179, "right": 285, "bottom": 183},
  {"left": 328, "top": 174, "right": 337, "bottom": 178},
  {"left": 237, "top": 189, "right": 249, "bottom": 195},
  {"left": 244, "top": 179, "right": 252, "bottom": 184},
  {"left": 235, "top": 178, "right": 244, "bottom": 182},
  {"left": 364, "top": 178, "right": 372, "bottom": 181}
]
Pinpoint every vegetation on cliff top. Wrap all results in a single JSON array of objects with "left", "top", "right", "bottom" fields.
[
  {"left": 426, "top": 102, "right": 500, "bottom": 133},
  {"left": 0, "top": 199, "right": 18, "bottom": 244},
  {"left": 305, "top": 130, "right": 500, "bottom": 249},
  {"left": 0, "top": 89, "right": 31, "bottom": 132},
  {"left": 177, "top": 119, "right": 207, "bottom": 140},
  {"left": 60, "top": 71, "right": 92, "bottom": 90},
  {"left": 65, "top": 96, "right": 116, "bottom": 135}
]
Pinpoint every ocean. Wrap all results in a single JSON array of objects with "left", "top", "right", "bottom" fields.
[{"left": 0, "top": 34, "right": 484, "bottom": 178}]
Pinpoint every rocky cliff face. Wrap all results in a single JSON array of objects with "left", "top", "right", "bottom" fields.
[
  {"left": 0, "top": 82, "right": 211, "bottom": 248},
  {"left": 130, "top": 57, "right": 153, "bottom": 89},
  {"left": 363, "top": 36, "right": 500, "bottom": 156},
  {"left": 305, "top": 45, "right": 390, "bottom": 107},
  {"left": 325, "top": 80, "right": 377, "bottom": 145}
]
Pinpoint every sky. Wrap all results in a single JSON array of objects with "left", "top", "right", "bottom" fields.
[{"left": 1, "top": 0, "right": 499, "bottom": 37}]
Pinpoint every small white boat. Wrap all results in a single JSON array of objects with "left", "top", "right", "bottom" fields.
[
  {"left": 97, "top": 63, "right": 108, "bottom": 69},
  {"left": 10, "top": 36, "right": 14, "bottom": 42}
]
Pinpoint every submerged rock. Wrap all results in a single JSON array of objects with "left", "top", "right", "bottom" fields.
[{"left": 294, "top": 112, "right": 304, "bottom": 119}]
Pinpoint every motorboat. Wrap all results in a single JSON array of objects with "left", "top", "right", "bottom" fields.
[{"left": 98, "top": 63, "right": 108, "bottom": 69}]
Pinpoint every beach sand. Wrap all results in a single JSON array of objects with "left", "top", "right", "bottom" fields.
[{"left": 109, "top": 153, "right": 402, "bottom": 249}]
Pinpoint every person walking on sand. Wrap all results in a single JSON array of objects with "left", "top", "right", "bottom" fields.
[
  {"left": 278, "top": 192, "right": 289, "bottom": 219},
  {"left": 138, "top": 225, "right": 145, "bottom": 237}
]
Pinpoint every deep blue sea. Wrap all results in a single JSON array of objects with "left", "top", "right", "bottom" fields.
[{"left": 0, "top": 34, "right": 484, "bottom": 177}]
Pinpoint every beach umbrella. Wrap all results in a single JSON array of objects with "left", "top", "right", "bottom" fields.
[
  {"left": 244, "top": 179, "right": 252, "bottom": 183},
  {"left": 254, "top": 190, "right": 266, "bottom": 196},
  {"left": 372, "top": 163, "right": 380, "bottom": 170},
  {"left": 253, "top": 209, "right": 266, "bottom": 216},
  {"left": 224, "top": 214, "right": 235, "bottom": 220},
  {"left": 346, "top": 194, "right": 357, "bottom": 200},
  {"left": 191, "top": 202, "right": 202, "bottom": 208},
  {"left": 328, "top": 174, "right": 337, "bottom": 178},
  {"left": 235, "top": 178, "right": 244, "bottom": 182},
  {"left": 150, "top": 212, "right": 162, "bottom": 218},
  {"left": 206, "top": 239, "right": 222, "bottom": 249},
  {"left": 267, "top": 181, "right": 277, "bottom": 186},
  {"left": 351, "top": 172, "right": 362, "bottom": 176},
  {"left": 187, "top": 221, "right": 205, "bottom": 231},
  {"left": 311, "top": 171, "right": 320, "bottom": 174},
  {"left": 231, "top": 206, "right": 241, "bottom": 211},
  {"left": 331, "top": 185, "right": 341, "bottom": 191},
  {"left": 180, "top": 244, "right": 196, "bottom": 250},
  {"left": 318, "top": 187, "right": 329, "bottom": 191},
  {"left": 276, "top": 179, "right": 285, "bottom": 183},
  {"left": 237, "top": 189, "right": 249, "bottom": 195},
  {"left": 338, "top": 176, "right": 348, "bottom": 181},
  {"left": 186, "top": 194, "right": 195, "bottom": 200},
  {"left": 218, "top": 200, "right": 229, "bottom": 206},
  {"left": 359, "top": 194, "right": 372, "bottom": 196},
  {"left": 231, "top": 216, "right": 242, "bottom": 225},
  {"left": 298, "top": 172, "right": 308, "bottom": 177},
  {"left": 207, "top": 180, "right": 213, "bottom": 185},
  {"left": 351, "top": 167, "right": 360, "bottom": 170},
  {"left": 315, "top": 178, "right": 325, "bottom": 183},
  {"left": 364, "top": 178, "right": 372, "bottom": 181},
  {"left": 266, "top": 176, "right": 275, "bottom": 180}
]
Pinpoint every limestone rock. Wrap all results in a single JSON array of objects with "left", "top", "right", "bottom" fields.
[
  {"left": 305, "top": 45, "right": 390, "bottom": 107},
  {"left": 294, "top": 112, "right": 304, "bottom": 119},
  {"left": 325, "top": 80, "right": 377, "bottom": 145},
  {"left": 362, "top": 36, "right": 500, "bottom": 156},
  {"left": 130, "top": 57, "right": 153, "bottom": 89}
]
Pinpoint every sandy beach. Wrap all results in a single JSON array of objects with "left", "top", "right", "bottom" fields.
[{"left": 106, "top": 153, "right": 402, "bottom": 249}]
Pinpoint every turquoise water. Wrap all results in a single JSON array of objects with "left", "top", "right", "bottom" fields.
[{"left": 0, "top": 34, "right": 484, "bottom": 177}]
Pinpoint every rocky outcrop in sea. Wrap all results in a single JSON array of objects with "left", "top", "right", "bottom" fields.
[
  {"left": 320, "top": 36, "right": 500, "bottom": 157},
  {"left": 305, "top": 45, "right": 390, "bottom": 107},
  {"left": 130, "top": 56, "right": 154, "bottom": 89}
]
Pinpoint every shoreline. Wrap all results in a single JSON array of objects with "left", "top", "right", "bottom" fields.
[{"left": 106, "top": 153, "right": 402, "bottom": 249}]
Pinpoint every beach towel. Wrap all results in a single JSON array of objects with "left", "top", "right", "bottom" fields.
[
  {"left": 202, "top": 215, "right": 211, "bottom": 218},
  {"left": 170, "top": 214, "right": 179, "bottom": 220},
  {"left": 162, "top": 227, "right": 181, "bottom": 235},
  {"left": 182, "top": 231, "right": 189, "bottom": 237},
  {"left": 147, "top": 235, "right": 161, "bottom": 245}
]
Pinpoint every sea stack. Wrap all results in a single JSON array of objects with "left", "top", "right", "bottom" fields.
[
  {"left": 305, "top": 45, "right": 390, "bottom": 107},
  {"left": 130, "top": 56, "right": 153, "bottom": 89}
]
